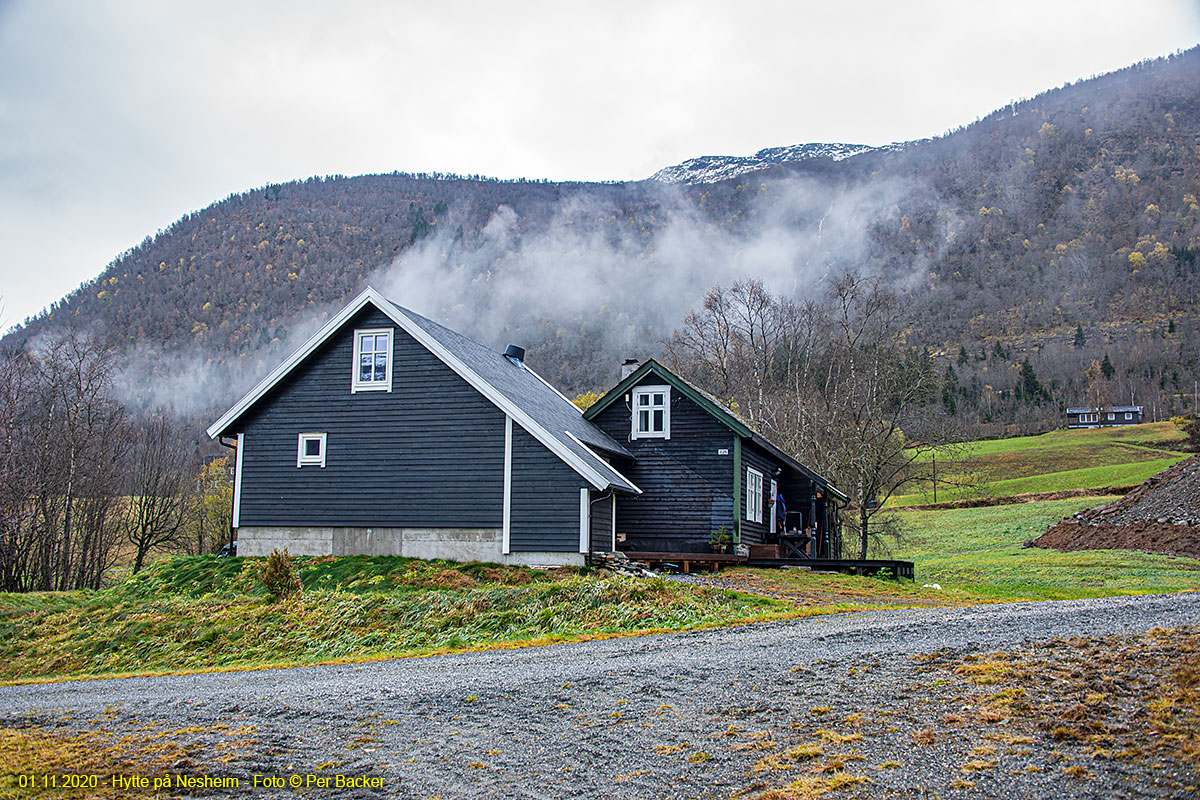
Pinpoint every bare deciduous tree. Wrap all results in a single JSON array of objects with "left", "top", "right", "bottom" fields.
[
  {"left": 0, "top": 334, "right": 128, "bottom": 591},
  {"left": 669, "top": 271, "right": 971, "bottom": 560},
  {"left": 125, "top": 414, "right": 193, "bottom": 573}
]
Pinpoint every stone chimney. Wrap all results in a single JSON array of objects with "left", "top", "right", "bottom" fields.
[{"left": 620, "top": 358, "right": 639, "bottom": 379}]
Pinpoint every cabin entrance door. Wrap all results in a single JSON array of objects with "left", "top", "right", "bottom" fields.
[{"left": 769, "top": 479, "right": 778, "bottom": 534}]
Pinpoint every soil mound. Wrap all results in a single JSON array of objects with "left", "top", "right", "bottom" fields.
[
  {"left": 1031, "top": 455, "right": 1200, "bottom": 559},
  {"left": 1072, "top": 454, "right": 1200, "bottom": 526}
]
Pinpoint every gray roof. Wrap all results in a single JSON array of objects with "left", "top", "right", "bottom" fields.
[
  {"left": 207, "top": 287, "right": 638, "bottom": 494},
  {"left": 391, "top": 301, "right": 639, "bottom": 492}
]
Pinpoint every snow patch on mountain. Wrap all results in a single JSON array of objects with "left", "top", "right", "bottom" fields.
[{"left": 651, "top": 142, "right": 901, "bottom": 185}]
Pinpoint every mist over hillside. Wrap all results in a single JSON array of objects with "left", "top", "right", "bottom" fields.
[{"left": 5, "top": 48, "right": 1199, "bottom": 437}]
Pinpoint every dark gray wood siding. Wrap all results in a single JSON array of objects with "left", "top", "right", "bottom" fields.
[
  {"left": 236, "top": 306, "right": 506, "bottom": 528},
  {"left": 589, "top": 374, "right": 736, "bottom": 552},
  {"left": 509, "top": 424, "right": 589, "bottom": 552},
  {"left": 589, "top": 493, "right": 614, "bottom": 553}
]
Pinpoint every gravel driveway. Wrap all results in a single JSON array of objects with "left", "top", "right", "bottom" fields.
[{"left": 4, "top": 593, "right": 1200, "bottom": 799}]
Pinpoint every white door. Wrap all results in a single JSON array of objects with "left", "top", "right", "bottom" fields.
[{"left": 769, "top": 479, "right": 778, "bottom": 533}]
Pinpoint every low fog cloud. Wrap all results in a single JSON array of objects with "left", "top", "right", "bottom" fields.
[
  {"left": 372, "top": 174, "right": 925, "bottom": 354},
  {"left": 106, "top": 170, "right": 931, "bottom": 418}
]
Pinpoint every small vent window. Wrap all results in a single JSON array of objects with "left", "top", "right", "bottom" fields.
[{"left": 297, "top": 432, "right": 327, "bottom": 468}]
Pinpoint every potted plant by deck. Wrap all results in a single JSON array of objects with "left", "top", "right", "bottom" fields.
[{"left": 709, "top": 526, "right": 731, "bottom": 554}]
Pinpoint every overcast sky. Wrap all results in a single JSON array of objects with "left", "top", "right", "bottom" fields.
[{"left": 1, "top": 1, "right": 1198, "bottom": 330}]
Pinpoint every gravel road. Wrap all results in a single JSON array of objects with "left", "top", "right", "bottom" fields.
[{"left": 5, "top": 593, "right": 1200, "bottom": 799}]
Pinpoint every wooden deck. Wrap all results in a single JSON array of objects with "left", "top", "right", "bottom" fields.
[{"left": 619, "top": 551, "right": 915, "bottom": 580}]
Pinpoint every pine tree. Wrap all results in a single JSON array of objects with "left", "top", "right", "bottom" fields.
[
  {"left": 942, "top": 364, "right": 959, "bottom": 415},
  {"left": 1073, "top": 323, "right": 1086, "bottom": 348},
  {"left": 1101, "top": 353, "right": 1116, "bottom": 380},
  {"left": 957, "top": 346, "right": 969, "bottom": 366},
  {"left": 1019, "top": 357, "right": 1044, "bottom": 404}
]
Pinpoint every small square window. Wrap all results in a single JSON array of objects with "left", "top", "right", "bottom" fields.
[
  {"left": 297, "top": 432, "right": 327, "bottom": 468},
  {"left": 352, "top": 328, "right": 393, "bottom": 393}
]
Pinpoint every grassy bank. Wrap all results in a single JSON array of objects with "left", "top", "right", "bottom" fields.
[
  {"left": 890, "top": 421, "right": 1190, "bottom": 506},
  {"left": 892, "top": 497, "right": 1200, "bottom": 600},
  {"left": 0, "top": 556, "right": 792, "bottom": 684}
]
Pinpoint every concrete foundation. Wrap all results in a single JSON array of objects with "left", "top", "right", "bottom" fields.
[{"left": 234, "top": 526, "right": 584, "bottom": 566}]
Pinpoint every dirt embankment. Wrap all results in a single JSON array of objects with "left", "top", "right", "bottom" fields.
[
  {"left": 1032, "top": 456, "right": 1200, "bottom": 559},
  {"left": 903, "top": 484, "right": 1136, "bottom": 512}
]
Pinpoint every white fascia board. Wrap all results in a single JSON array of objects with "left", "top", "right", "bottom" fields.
[
  {"left": 232, "top": 433, "right": 244, "bottom": 527},
  {"left": 502, "top": 416, "right": 512, "bottom": 555},
  {"left": 578, "top": 488, "right": 589, "bottom": 554},
  {"left": 565, "top": 431, "right": 642, "bottom": 495},
  {"left": 206, "top": 287, "right": 378, "bottom": 439},
  {"left": 610, "top": 494, "right": 616, "bottom": 552}
]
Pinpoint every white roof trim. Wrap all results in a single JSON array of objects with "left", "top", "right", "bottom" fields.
[
  {"left": 566, "top": 431, "right": 642, "bottom": 495},
  {"left": 206, "top": 287, "right": 378, "bottom": 439},
  {"left": 207, "top": 286, "right": 621, "bottom": 492},
  {"left": 523, "top": 362, "right": 583, "bottom": 410}
]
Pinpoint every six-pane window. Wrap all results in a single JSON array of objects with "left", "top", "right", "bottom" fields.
[
  {"left": 746, "top": 468, "right": 764, "bottom": 523},
  {"left": 632, "top": 386, "right": 670, "bottom": 439},
  {"left": 352, "top": 328, "right": 393, "bottom": 392}
]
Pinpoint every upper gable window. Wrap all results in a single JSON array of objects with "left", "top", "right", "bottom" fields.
[
  {"left": 352, "top": 328, "right": 393, "bottom": 393},
  {"left": 632, "top": 385, "right": 670, "bottom": 439}
]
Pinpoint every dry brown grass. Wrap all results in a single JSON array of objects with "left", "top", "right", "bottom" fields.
[
  {"left": 756, "top": 771, "right": 870, "bottom": 799},
  {"left": 0, "top": 722, "right": 246, "bottom": 799}
]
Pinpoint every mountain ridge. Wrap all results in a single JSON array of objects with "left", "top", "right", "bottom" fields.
[
  {"left": 650, "top": 141, "right": 901, "bottom": 184},
  {"left": 4, "top": 48, "right": 1199, "bottom": 436}
]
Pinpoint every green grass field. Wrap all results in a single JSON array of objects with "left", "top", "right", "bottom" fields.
[
  {"left": 0, "top": 555, "right": 802, "bottom": 684},
  {"left": 890, "top": 421, "right": 1190, "bottom": 505},
  {"left": 892, "top": 497, "right": 1200, "bottom": 600}
]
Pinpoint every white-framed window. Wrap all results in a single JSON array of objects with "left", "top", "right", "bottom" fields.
[
  {"left": 746, "top": 467, "right": 764, "bottom": 524},
  {"left": 1125, "top": 412, "right": 1132, "bottom": 420},
  {"left": 297, "top": 432, "right": 327, "bottom": 468},
  {"left": 1108, "top": 413, "right": 1115, "bottom": 421},
  {"left": 632, "top": 385, "right": 670, "bottom": 439},
  {"left": 352, "top": 328, "right": 393, "bottom": 393}
]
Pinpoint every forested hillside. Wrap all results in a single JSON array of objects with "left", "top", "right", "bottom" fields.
[{"left": 4, "top": 48, "right": 1199, "bottom": 435}]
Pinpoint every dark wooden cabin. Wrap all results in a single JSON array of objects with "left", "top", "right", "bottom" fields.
[
  {"left": 1066, "top": 406, "right": 1144, "bottom": 428},
  {"left": 206, "top": 290, "right": 896, "bottom": 573},
  {"left": 583, "top": 360, "right": 846, "bottom": 560},
  {"left": 207, "top": 287, "right": 639, "bottom": 565}
]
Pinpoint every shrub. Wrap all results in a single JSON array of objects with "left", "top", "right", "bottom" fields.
[
  {"left": 1184, "top": 415, "right": 1200, "bottom": 452},
  {"left": 260, "top": 548, "right": 302, "bottom": 600}
]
